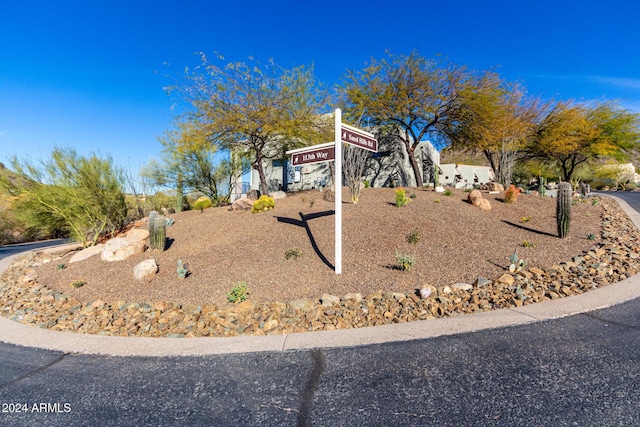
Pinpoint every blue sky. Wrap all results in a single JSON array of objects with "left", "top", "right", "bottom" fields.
[{"left": 1, "top": 0, "right": 639, "bottom": 173}]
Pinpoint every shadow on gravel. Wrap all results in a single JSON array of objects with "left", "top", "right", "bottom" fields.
[
  {"left": 276, "top": 211, "right": 335, "bottom": 271},
  {"left": 501, "top": 220, "right": 557, "bottom": 237}
]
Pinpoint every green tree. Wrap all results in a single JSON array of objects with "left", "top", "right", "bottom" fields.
[
  {"left": 451, "top": 73, "right": 544, "bottom": 185},
  {"left": 342, "top": 51, "right": 473, "bottom": 187},
  {"left": 530, "top": 101, "right": 640, "bottom": 181},
  {"left": 142, "top": 121, "right": 249, "bottom": 207},
  {"left": 0, "top": 148, "right": 127, "bottom": 247},
  {"left": 166, "top": 53, "right": 331, "bottom": 196}
]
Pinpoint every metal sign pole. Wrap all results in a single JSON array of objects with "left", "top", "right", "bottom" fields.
[{"left": 334, "top": 108, "right": 342, "bottom": 274}]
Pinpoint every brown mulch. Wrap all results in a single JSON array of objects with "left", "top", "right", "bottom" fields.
[{"left": 35, "top": 188, "right": 604, "bottom": 308}]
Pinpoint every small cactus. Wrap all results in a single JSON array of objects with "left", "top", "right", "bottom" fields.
[
  {"left": 149, "top": 211, "right": 166, "bottom": 250},
  {"left": 538, "top": 177, "right": 546, "bottom": 197},
  {"left": 177, "top": 259, "right": 189, "bottom": 279},
  {"left": 557, "top": 182, "right": 572, "bottom": 238}
]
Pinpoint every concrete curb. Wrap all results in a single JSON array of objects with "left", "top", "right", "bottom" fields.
[{"left": 1, "top": 195, "right": 639, "bottom": 357}]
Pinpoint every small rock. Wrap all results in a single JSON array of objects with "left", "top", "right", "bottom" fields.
[
  {"left": 342, "top": 293, "right": 363, "bottom": 303},
  {"left": 496, "top": 274, "right": 515, "bottom": 286},
  {"left": 451, "top": 283, "right": 473, "bottom": 292},
  {"left": 133, "top": 259, "right": 158, "bottom": 281},
  {"left": 320, "top": 294, "right": 340, "bottom": 307},
  {"left": 475, "top": 278, "right": 490, "bottom": 288}
]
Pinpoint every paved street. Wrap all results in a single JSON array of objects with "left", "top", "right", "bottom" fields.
[
  {"left": 1, "top": 297, "right": 639, "bottom": 426},
  {"left": 0, "top": 239, "right": 71, "bottom": 261}
]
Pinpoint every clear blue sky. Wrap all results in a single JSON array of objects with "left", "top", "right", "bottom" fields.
[{"left": 1, "top": 0, "right": 639, "bottom": 173}]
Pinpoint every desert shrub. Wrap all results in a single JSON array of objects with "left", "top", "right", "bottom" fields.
[
  {"left": 252, "top": 195, "right": 275, "bottom": 213},
  {"left": 395, "top": 251, "right": 415, "bottom": 271},
  {"left": 285, "top": 248, "right": 303, "bottom": 260},
  {"left": 1, "top": 148, "right": 127, "bottom": 247},
  {"left": 227, "top": 281, "right": 248, "bottom": 303},
  {"left": 406, "top": 229, "right": 421, "bottom": 244},
  {"left": 395, "top": 188, "right": 411, "bottom": 207},
  {"left": 504, "top": 184, "right": 521, "bottom": 203},
  {"left": 443, "top": 189, "right": 452, "bottom": 197},
  {"left": 193, "top": 196, "right": 213, "bottom": 212}
]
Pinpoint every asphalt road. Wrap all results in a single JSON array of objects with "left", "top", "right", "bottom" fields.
[
  {"left": 0, "top": 239, "right": 71, "bottom": 261},
  {"left": 1, "top": 195, "right": 639, "bottom": 426},
  {"left": 1, "top": 297, "right": 639, "bottom": 426}
]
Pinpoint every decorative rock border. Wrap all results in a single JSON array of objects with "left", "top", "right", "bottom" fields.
[{"left": 1, "top": 197, "right": 639, "bottom": 338}]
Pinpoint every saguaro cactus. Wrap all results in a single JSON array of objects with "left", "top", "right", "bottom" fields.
[
  {"left": 557, "top": 182, "right": 572, "bottom": 238},
  {"left": 148, "top": 211, "right": 166, "bottom": 250}
]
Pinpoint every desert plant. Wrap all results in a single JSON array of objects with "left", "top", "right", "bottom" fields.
[
  {"left": 538, "top": 176, "right": 546, "bottom": 197},
  {"left": 251, "top": 195, "right": 275, "bottom": 213},
  {"left": 285, "top": 248, "right": 303, "bottom": 260},
  {"left": 148, "top": 211, "right": 166, "bottom": 251},
  {"left": 520, "top": 240, "right": 536, "bottom": 248},
  {"left": 443, "top": 189, "right": 452, "bottom": 197},
  {"left": 508, "top": 248, "right": 526, "bottom": 272},
  {"left": 363, "top": 180, "right": 370, "bottom": 188},
  {"left": 395, "top": 188, "right": 411, "bottom": 207},
  {"left": 406, "top": 229, "right": 421, "bottom": 244},
  {"left": 591, "top": 198, "right": 599, "bottom": 206},
  {"left": 176, "top": 259, "right": 189, "bottom": 279},
  {"left": 434, "top": 198, "right": 441, "bottom": 203},
  {"left": 70, "top": 280, "right": 85, "bottom": 288},
  {"left": 557, "top": 182, "right": 572, "bottom": 238},
  {"left": 521, "top": 216, "right": 532, "bottom": 223},
  {"left": 227, "top": 281, "right": 248, "bottom": 303},
  {"left": 165, "top": 217, "right": 175, "bottom": 227},
  {"left": 504, "top": 184, "right": 521, "bottom": 203},
  {"left": 57, "top": 263, "right": 66, "bottom": 270},
  {"left": 588, "top": 233, "right": 596, "bottom": 240},
  {"left": 409, "top": 192, "right": 417, "bottom": 199},
  {"left": 194, "top": 196, "right": 212, "bottom": 212},
  {"left": 395, "top": 251, "right": 415, "bottom": 271}
]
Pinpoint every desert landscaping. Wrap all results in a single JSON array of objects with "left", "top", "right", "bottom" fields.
[{"left": 2, "top": 188, "right": 639, "bottom": 338}]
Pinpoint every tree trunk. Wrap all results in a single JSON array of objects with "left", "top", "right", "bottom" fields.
[
  {"left": 408, "top": 147, "right": 423, "bottom": 187},
  {"left": 255, "top": 159, "right": 269, "bottom": 196}
]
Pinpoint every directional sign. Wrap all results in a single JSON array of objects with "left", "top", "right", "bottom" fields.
[
  {"left": 290, "top": 144, "right": 335, "bottom": 166},
  {"left": 341, "top": 126, "right": 378, "bottom": 152}
]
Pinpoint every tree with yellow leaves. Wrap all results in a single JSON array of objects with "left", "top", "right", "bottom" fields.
[{"left": 530, "top": 101, "right": 640, "bottom": 181}]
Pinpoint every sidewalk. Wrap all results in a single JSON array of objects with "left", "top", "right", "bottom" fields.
[{"left": 1, "top": 194, "right": 639, "bottom": 357}]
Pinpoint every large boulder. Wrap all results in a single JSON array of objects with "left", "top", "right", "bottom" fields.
[
  {"left": 101, "top": 237, "right": 146, "bottom": 262},
  {"left": 126, "top": 228, "right": 150, "bottom": 241},
  {"left": 467, "top": 190, "right": 483, "bottom": 207},
  {"left": 481, "top": 182, "right": 504, "bottom": 192},
  {"left": 270, "top": 190, "right": 287, "bottom": 200},
  {"left": 229, "top": 197, "right": 254, "bottom": 211},
  {"left": 133, "top": 259, "right": 158, "bottom": 281},
  {"left": 478, "top": 198, "right": 492, "bottom": 211},
  {"left": 69, "top": 244, "right": 104, "bottom": 264}
]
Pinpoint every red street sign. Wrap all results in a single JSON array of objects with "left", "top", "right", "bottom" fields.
[
  {"left": 341, "top": 127, "right": 378, "bottom": 152},
  {"left": 291, "top": 145, "right": 335, "bottom": 166}
]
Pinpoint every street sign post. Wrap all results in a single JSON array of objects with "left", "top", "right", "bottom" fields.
[
  {"left": 289, "top": 143, "right": 335, "bottom": 166},
  {"left": 341, "top": 124, "right": 378, "bottom": 152},
  {"left": 286, "top": 109, "right": 378, "bottom": 275}
]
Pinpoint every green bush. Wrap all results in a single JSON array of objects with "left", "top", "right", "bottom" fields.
[
  {"left": 227, "top": 281, "right": 248, "bottom": 303},
  {"left": 395, "top": 251, "right": 415, "bottom": 271},
  {"left": 1, "top": 148, "right": 127, "bottom": 247},
  {"left": 406, "top": 229, "right": 421, "bottom": 244},
  {"left": 395, "top": 188, "right": 411, "bottom": 207}
]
